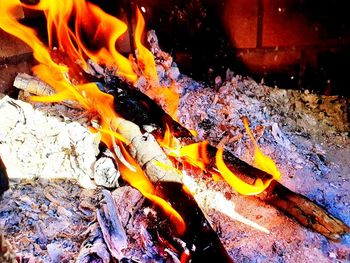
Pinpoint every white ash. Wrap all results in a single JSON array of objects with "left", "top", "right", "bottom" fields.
[{"left": 0, "top": 96, "right": 100, "bottom": 189}]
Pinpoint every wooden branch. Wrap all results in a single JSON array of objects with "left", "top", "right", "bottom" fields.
[
  {"left": 14, "top": 74, "right": 233, "bottom": 261},
  {"left": 104, "top": 75, "right": 350, "bottom": 240},
  {"left": 260, "top": 181, "right": 350, "bottom": 240}
]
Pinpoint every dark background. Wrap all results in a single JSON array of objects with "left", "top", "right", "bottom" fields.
[{"left": 118, "top": 0, "right": 350, "bottom": 96}]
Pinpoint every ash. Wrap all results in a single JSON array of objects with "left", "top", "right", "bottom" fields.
[
  {"left": 176, "top": 70, "right": 350, "bottom": 262},
  {"left": 147, "top": 30, "right": 350, "bottom": 261}
]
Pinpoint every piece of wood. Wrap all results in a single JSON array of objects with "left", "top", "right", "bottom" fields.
[
  {"left": 260, "top": 181, "right": 350, "bottom": 241},
  {"left": 14, "top": 73, "right": 350, "bottom": 240},
  {"left": 102, "top": 75, "right": 350, "bottom": 240},
  {"left": 13, "top": 73, "right": 234, "bottom": 262}
]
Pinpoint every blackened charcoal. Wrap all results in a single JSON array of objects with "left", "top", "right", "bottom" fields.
[{"left": 198, "top": 118, "right": 214, "bottom": 130}]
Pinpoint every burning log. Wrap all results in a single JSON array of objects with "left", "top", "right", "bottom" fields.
[
  {"left": 13, "top": 73, "right": 233, "bottom": 262},
  {"left": 13, "top": 69, "right": 350, "bottom": 242},
  {"left": 102, "top": 75, "right": 350, "bottom": 240}
]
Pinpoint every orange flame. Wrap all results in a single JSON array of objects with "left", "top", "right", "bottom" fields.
[
  {"left": 118, "top": 143, "right": 186, "bottom": 235},
  {"left": 215, "top": 118, "right": 281, "bottom": 195},
  {"left": 158, "top": 124, "right": 179, "bottom": 150},
  {"left": 168, "top": 142, "right": 210, "bottom": 171},
  {"left": 157, "top": 125, "right": 209, "bottom": 170},
  {"left": 134, "top": 7, "right": 159, "bottom": 86},
  {"left": 134, "top": 8, "right": 179, "bottom": 120},
  {"left": 0, "top": 0, "right": 185, "bottom": 234},
  {"left": 242, "top": 117, "right": 281, "bottom": 180}
]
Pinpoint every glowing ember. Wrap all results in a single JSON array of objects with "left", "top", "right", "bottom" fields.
[{"left": 0, "top": 0, "right": 184, "bottom": 233}]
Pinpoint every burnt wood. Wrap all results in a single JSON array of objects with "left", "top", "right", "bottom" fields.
[
  {"left": 156, "top": 182, "right": 233, "bottom": 263},
  {"left": 103, "top": 75, "right": 350, "bottom": 240}
]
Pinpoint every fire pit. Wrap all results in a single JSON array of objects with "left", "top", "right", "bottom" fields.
[{"left": 0, "top": 0, "right": 349, "bottom": 262}]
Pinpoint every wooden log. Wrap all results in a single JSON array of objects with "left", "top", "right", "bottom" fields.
[
  {"left": 14, "top": 74, "right": 233, "bottom": 262},
  {"left": 260, "top": 181, "right": 350, "bottom": 241},
  {"left": 14, "top": 73, "right": 350, "bottom": 240},
  {"left": 103, "top": 75, "right": 350, "bottom": 240}
]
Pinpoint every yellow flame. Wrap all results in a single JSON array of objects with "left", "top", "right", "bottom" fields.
[
  {"left": 168, "top": 142, "right": 210, "bottom": 171},
  {"left": 215, "top": 118, "right": 281, "bottom": 195},
  {"left": 134, "top": 7, "right": 159, "bottom": 86},
  {"left": 216, "top": 147, "right": 267, "bottom": 195},
  {"left": 242, "top": 117, "right": 281, "bottom": 180},
  {"left": 0, "top": 0, "right": 185, "bottom": 233},
  {"left": 134, "top": 9, "right": 179, "bottom": 120},
  {"left": 119, "top": 144, "right": 186, "bottom": 235}
]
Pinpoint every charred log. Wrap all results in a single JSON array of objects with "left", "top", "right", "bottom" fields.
[
  {"left": 259, "top": 181, "right": 350, "bottom": 241},
  {"left": 14, "top": 74, "right": 233, "bottom": 261},
  {"left": 155, "top": 181, "right": 233, "bottom": 263},
  {"left": 103, "top": 75, "right": 350, "bottom": 240},
  {"left": 13, "top": 73, "right": 350, "bottom": 240}
]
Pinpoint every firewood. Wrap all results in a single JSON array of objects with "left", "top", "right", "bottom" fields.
[
  {"left": 14, "top": 73, "right": 350, "bottom": 240},
  {"left": 13, "top": 73, "right": 233, "bottom": 262},
  {"left": 103, "top": 75, "right": 350, "bottom": 240},
  {"left": 260, "top": 181, "right": 350, "bottom": 241}
]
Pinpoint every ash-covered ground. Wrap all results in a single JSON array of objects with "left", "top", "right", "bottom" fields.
[
  {"left": 144, "top": 30, "right": 350, "bottom": 261},
  {"left": 0, "top": 31, "right": 349, "bottom": 262},
  {"left": 173, "top": 70, "right": 350, "bottom": 262}
]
